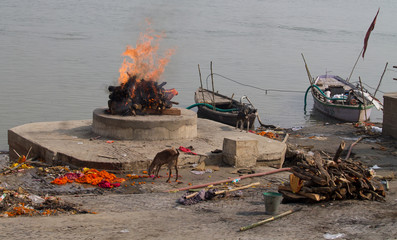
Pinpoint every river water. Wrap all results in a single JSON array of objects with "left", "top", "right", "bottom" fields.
[{"left": 1, "top": 0, "right": 396, "bottom": 151}]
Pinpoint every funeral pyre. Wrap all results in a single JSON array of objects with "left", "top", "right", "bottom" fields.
[
  {"left": 107, "top": 75, "right": 178, "bottom": 115},
  {"left": 280, "top": 141, "right": 386, "bottom": 202},
  {"left": 107, "top": 24, "right": 177, "bottom": 115}
]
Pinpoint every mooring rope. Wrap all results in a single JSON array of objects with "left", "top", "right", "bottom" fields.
[
  {"left": 205, "top": 73, "right": 306, "bottom": 94},
  {"left": 351, "top": 81, "right": 385, "bottom": 94},
  {"left": 205, "top": 73, "right": 385, "bottom": 95}
]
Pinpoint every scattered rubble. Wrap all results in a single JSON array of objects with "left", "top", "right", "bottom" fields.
[{"left": 0, "top": 187, "right": 94, "bottom": 217}]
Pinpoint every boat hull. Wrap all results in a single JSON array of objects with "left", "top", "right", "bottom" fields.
[
  {"left": 194, "top": 88, "right": 256, "bottom": 128},
  {"left": 312, "top": 95, "right": 373, "bottom": 122}
]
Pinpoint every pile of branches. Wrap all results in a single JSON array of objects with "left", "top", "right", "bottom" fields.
[{"left": 279, "top": 142, "right": 386, "bottom": 202}]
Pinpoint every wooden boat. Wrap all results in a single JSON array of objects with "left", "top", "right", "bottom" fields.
[
  {"left": 191, "top": 88, "right": 257, "bottom": 128},
  {"left": 306, "top": 74, "right": 382, "bottom": 122}
]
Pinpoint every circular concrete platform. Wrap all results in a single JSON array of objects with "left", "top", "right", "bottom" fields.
[{"left": 92, "top": 108, "right": 197, "bottom": 141}]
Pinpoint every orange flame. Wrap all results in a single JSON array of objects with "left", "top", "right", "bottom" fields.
[{"left": 118, "top": 24, "right": 175, "bottom": 85}]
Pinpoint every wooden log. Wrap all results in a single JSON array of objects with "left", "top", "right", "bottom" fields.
[
  {"left": 314, "top": 152, "right": 333, "bottom": 186},
  {"left": 338, "top": 188, "right": 347, "bottom": 198},
  {"left": 278, "top": 185, "right": 324, "bottom": 201},
  {"left": 278, "top": 190, "right": 307, "bottom": 200},
  {"left": 290, "top": 169, "right": 312, "bottom": 181},
  {"left": 334, "top": 191, "right": 343, "bottom": 200},
  {"left": 309, "top": 186, "right": 336, "bottom": 194},
  {"left": 359, "top": 190, "right": 372, "bottom": 200},
  {"left": 333, "top": 141, "right": 345, "bottom": 162},
  {"left": 292, "top": 166, "right": 327, "bottom": 186},
  {"left": 297, "top": 162, "right": 320, "bottom": 175},
  {"left": 325, "top": 160, "right": 339, "bottom": 168}
]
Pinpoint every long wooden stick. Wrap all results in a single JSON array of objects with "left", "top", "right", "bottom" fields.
[
  {"left": 12, "top": 149, "right": 21, "bottom": 158},
  {"left": 301, "top": 53, "right": 313, "bottom": 85},
  {"left": 239, "top": 207, "right": 302, "bottom": 231},
  {"left": 166, "top": 168, "right": 291, "bottom": 192},
  {"left": 345, "top": 137, "right": 364, "bottom": 160},
  {"left": 26, "top": 146, "right": 32, "bottom": 160},
  {"left": 373, "top": 62, "right": 388, "bottom": 97},
  {"left": 215, "top": 182, "right": 260, "bottom": 195},
  {"left": 210, "top": 61, "right": 216, "bottom": 110},
  {"left": 358, "top": 77, "right": 368, "bottom": 122},
  {"left": 198, "top": 64, "right": 205, "bottom": 103},
  {"left": 347, "top": 48, "right": 364, "bottom": 82}
]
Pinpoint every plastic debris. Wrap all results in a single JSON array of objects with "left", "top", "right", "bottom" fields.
[
  {"left": 28, "top": 194, "right": 45, "bottom": 205},
  {"left": 292, "top": 126, "right": 303, "bottom": 131},
  {"left": 0, "top": 193, "right": 6, "bottom": 203},
  {"left": 371, "top": 165, "right": 381, "bottom": 170},
  {"left": 190, "top": 171, "right": 205, "bottom": 175},
  {"left": 232, "top": 178, "right": 240, "bottom": 183},
  {"left": 323, "top": 233, "right": 345, "bottom": 239},
  {"left": 371, "top": 126, "right": 382, "bottom": 133}
]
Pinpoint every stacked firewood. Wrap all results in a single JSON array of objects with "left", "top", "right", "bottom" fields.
[
  {"left": 108, "top": 75, "right": 178, "bottom": 115},
  {"left": 279, "top": 142, "right": 386, "bottom": 202}
]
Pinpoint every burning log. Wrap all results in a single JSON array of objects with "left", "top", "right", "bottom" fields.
[
  {"left": 107, "top": 75, "right": 178, "bottom": 115},
  {"left": 279, "top": 142, "right": 386, "bottom": 202}
]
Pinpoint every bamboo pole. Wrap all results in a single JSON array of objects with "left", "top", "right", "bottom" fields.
[
  {"left": 373, "top": 62, "right": 388, "bottom": 97},
  {"left": 215, "top": 182, "right": 260, "bottom": 195},
  {"left": 239, "top": 207, "right": 302, "bottom": 231},
  {"left": 198, "top": 64, "right": 205, "bottom": 103},
  {"left": 301, "top": 53, "right": 313, "bottom": 85},
  {"left": 347, "top": 48, "right": 364, "bottom": 82},
  {"left": 210, "top": 61, "right": 216, "bottom": 110},
  {"left": 165, "top": 168, "right": 291, "bottom": 192},
  {"left": 358, "top": 77, "right": 368, "bottom": 122}
]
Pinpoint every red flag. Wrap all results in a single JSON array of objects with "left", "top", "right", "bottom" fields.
[{"left": 362, "top": 8, "right": 380, "bottom": 58}]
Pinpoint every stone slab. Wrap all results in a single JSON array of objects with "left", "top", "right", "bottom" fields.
[
  {"left": 8, "top": 117, "right": 287, "bottom": 171},
  {"left": 383, "top": 92, "right": 397, "bottom": 139},
  {"left": 222, "top": 136, "right": 258, "bottom": 168}
]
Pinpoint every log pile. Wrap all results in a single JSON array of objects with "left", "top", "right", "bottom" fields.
[
  {"left": 279, "top": 142, "right": 386, "bottom": 202},
  {"left": 107, "top": 75, "right": 178, "bottom": 115}
]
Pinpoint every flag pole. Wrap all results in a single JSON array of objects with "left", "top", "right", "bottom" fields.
[
  {"left": 346, "top": 48, "right": 364, "bottom": 82},
  {"left": 347, "top": 8, "right": 379, "bottom": 83}
]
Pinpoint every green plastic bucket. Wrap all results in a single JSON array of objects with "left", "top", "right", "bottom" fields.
[{"left": 263, "top": 192, "right": 282, "bottom": 215}]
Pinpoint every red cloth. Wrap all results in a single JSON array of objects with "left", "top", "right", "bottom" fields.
[
  {"left": 179, "top": 146, "right": 197, "bottom": 155},
  {"left": 362, "top": 8, "right": 379, "bottom": 58}
]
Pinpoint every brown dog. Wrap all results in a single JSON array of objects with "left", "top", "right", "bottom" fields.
[{"left": 148, "top": 148, "right": 180, "bottom": 182}]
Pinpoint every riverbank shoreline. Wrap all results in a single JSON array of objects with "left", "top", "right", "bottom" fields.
[{"left": 0, "top": 122, "right": 396, "bottom": 239}]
